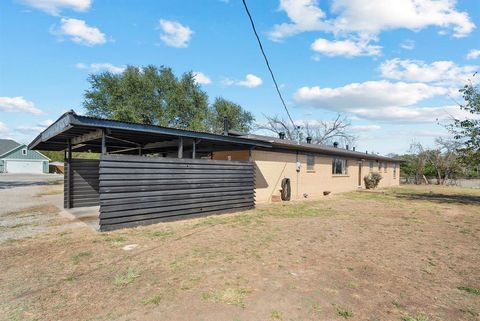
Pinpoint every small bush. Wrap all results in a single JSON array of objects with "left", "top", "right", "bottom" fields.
[{"left": 364, "top": 172, "right": 383, "bottom": 189}]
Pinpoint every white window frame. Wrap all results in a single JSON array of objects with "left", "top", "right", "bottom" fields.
[
  {"left": 332, "top": 157, "right": 348, "bottom": 175},
  {"left": 22, "top": 148, "right": 27, "bottom": 155}
]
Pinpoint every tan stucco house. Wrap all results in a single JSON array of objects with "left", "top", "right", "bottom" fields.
[
  {"left": 213, "top": 133, "right": 400, "bottom": 203},
  {"left": 30, "top": 111, "right": 401, "bottom": 230}
]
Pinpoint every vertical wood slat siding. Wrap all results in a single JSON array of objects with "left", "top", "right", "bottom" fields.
[
  {"left": 64, "top": 159, "right": 100, "bottom": 208},
  {"left": 99, "top": 154, "right": 255, "bottom": 231}
]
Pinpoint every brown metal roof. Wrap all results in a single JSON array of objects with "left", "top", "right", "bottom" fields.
[{"left": 229, "top": 132, "right": 400, "bottom": 162}]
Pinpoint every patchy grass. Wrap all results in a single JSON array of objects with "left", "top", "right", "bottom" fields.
[
  {"left": 270, "top": 310, "right": 283, "bottom": 320},
  {"left": 458, "top": 286, "right": 480, "bottom": 295},
  {"left": 71, "top": 251, "right": 91, "bottom": 265},
  {"left": 114, "top": 267, "right": 139, "bottom": 287},
  {"left": 0, "top": 185, "right": 479, "bottom": 321},
  {"left": 202, "top": 287, "right": 251, "bottom": 308},
  {"left": 142, "top": 294, "right": 162, "bottom": 306},
  {"left": 336, "top": 307, "right": 354, "bottom": 319},
  {"left": 103, "top": 235, "right": 126, "bottom": 245}
]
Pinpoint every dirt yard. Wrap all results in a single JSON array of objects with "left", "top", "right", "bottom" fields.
[{"left": 1, "top": 185, "right": 479, "bottom": 321}]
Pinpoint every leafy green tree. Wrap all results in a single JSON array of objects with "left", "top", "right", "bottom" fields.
[
  {"left": 208, "top": 97, "right": 254, "bottom": 133},
  {"left": 83, "top": 65, "right": 254, "bottom": 133},
  {"left": 83, "top": 65, "right": 209, "bottom": 131},
  {"left": 452, "top": 78, "right": 480, "bottom": 164}
]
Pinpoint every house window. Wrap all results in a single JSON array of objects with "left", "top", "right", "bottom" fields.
[
  {"left": 384, "top": 162, "right": 388, "bottom": 173},
  {"left": 22, "top": 149, "right": 27, "bottom": 155},
  {"left": 332, "top": 157, "right": 347, "bottom": 175},
  {"left": 393, "top": 163, "right": 397, "bottom": 178},
  {"left": 369, "top": 161, "right": 374, "bottom": 172},
  {"left": 307, "top": 154, "right": 315, "bottom": 171},
  {"left": 378, "top": 161, "right": 381, "bottom": 171}
]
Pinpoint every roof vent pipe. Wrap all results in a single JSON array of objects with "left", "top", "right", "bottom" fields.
[
  {"left": 279, "top": 132, "right": 286, "bottom": 140},
  {"left": 306, "top": 136, "right": 312, "bottom": 144},
  {"left": 223, "top": 116, "right": 228, "bottom": 136},
  {"left": 333, "top": 142, "right": 339, "bottom": 148}
]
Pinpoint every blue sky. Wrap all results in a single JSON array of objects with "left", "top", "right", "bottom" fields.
[{"left": 0, "top": 0, "right": 479, "bottom": 155}]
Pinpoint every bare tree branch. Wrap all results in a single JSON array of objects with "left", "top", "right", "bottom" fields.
[{"left": 256, "top": 114, "right": 356, "bottom": 147}]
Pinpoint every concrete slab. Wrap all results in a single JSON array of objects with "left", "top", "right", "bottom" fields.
[{"left": 59, "top": 206, "right": 100, "bottom": 231}]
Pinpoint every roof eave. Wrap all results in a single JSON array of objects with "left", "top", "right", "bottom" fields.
[{"left": 269, "top": 141, "right": 400, "bottom": 162}]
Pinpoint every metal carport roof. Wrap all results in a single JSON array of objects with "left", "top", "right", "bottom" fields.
[{"left": 29, "top": 110, "right": 272, "bottom": 154}]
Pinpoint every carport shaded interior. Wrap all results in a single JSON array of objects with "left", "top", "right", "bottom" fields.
[{"left": 29, "top": 110, "right": 271, "bottom": 154}]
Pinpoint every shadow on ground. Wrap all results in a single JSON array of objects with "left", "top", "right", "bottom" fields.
[
  {"left": 0, "top": 180, "right": 62, "bottom": 190},
  {"left": 394, "top": 192, "right": 480, "bottom": 205}
]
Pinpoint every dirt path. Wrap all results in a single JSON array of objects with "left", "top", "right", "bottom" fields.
[{"left": 0, "top": 185, "right": 479, "bottom": 321}]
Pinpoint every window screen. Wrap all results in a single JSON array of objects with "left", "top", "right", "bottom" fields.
[
  {"left": 332, "top": 158, "right": 347, "bottom": 175},
  {"left": 307, "top": 154, "right": 315, "bottom": 171}
]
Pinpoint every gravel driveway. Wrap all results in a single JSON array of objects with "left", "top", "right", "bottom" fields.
[
  {"left": 0, "top": 174, "right": 88, "bottom": 243},
  {"left": 0, "top": 174, "right": 63, "bottom": 215}
]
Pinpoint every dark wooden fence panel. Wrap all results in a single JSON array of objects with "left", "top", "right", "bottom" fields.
[
  {"left": 64, "top": 159, "right": 100, "bottom": 208},
  {"left": 99, "top": 155, "right": 255, "bottom": 231}
]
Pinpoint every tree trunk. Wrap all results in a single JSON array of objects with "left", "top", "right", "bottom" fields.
[{"left": 422, "top": 175, "right": 429, "bottom": 185}]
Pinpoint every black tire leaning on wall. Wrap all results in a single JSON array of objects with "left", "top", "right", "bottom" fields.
[{"left": 281, "top": 178, "right": 291, "bottom": 201}]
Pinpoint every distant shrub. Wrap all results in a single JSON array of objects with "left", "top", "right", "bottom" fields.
[{"left": 364, "top": 172, "right": 382, "bottom": 189}]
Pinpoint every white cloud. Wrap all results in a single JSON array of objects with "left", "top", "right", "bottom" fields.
[
  {"left": 292, "top": 80, "right": 465, "bottom": 123},
  {"left": 269, "top": 0, "right": 475, "bottom": 44},
  {"left": 351, "top": 124, "right": 381, "bottom": 131},
  {"left": 19, "top": 0, "right": 92, "bottom": 15},
  {"left": 295, "top": 80, "right": 446, "bottom": 110},
  {"left": 192, "top": 72, "right": 212, "bottom": 85},
  {"left": 76, "top": 62, "right": 126, "bottom": 74},
  {"left": 53, "top": 18, "right": 106, "bottom": 46},
  {"left": 311, "top": 37, "right": 381, "bottom": 57},
  {"left": 38, "top": 119, "right": 54, "bottom": 127},
  {"left": 0, "top": 121, "right": 8, "bottom": 133},
  {"left": 400, "top": 39, "right": 415, "bottom": 50},
  {"left": 225, "top": 74, "right": 263, "bottom": 88},
  {"left": 238, "top": 74, "right": 263, "bottom": 88},
  {"left": 15, "top": 119, "right": 55, "bottom": 135},
  {"left": 158, "top": 19, "right": 193, "bottom": 48},
  {"left": 268, "top": 0, "right": 328, "bottom": 41},
  {"left": 351, "top": 105, "right": 471, "bottom": 123},
  {"left": 330, "top": 0, "right": 475, "bottom": 38},
  {"left": 380, "top": 58, "right": 477, "bottom": 85},
  {"left": 466, "top": 49, "right": 480, "bottom": 60},
  {"left": 0, "top": 96, "right": 42, "bottom": 114}
]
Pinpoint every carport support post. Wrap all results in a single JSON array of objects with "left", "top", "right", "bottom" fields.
[
  {"left": 65, "top": 139, "right": 72, "bottom": 209},
  {"left": 192, "top": 139, "right": 196, "bottom": 159},
  {"left": 178, "top": 137, "right": 183, "bottom": 159},
  {"left": 101, "top": 129, "right": 107, "bottom": 155}
]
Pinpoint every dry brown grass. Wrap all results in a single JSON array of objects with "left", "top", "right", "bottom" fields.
[{"left": 0, "top": 185, "right": 479, "bottom": 321}]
